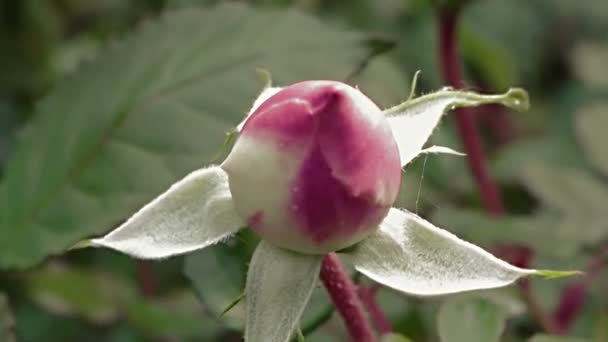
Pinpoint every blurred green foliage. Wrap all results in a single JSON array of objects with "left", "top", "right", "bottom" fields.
[{"left": 0, "top": 0, "right": 606, "bottom": 341}]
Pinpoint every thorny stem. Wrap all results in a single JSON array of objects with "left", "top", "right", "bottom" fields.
[
  {"left": 436, "top": 8, "right": 558, "bottom": 334},
  {"left": 320, "top": 253, "right": 376, "bottom": 342}
]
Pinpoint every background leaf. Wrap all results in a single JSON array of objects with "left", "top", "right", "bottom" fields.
[
  {"left": 528, "top": 334, "right": 588, "bottom": 342},
  {"left": 0, "top": 3, "right": 387, "bottom": 269},
  {"left": 575, "top": 102, "right": 608, "bottom": 177},
  {"left": 381, "top": 333, "right": 414, "bottom": 342},
  {"left": 25, "top": 263, "right": 133, "bottom": 325},
  {"left": 0, "top": 293, "right": 16, "bottom": 342},
  {"left": 437, "top": 298, "right": 506, "bottom": 342},
  {"left": 520, "top": 163, "right": 608, "bottom": 217},
  {"left": 24, "top": 262, "right": 221, "bottom": 339}
]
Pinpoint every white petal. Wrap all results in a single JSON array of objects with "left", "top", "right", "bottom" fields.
[
  {"left": 237, "top": 86, "right": 282, "bottom": 131},
  {"left": 346, "top": 208, "right": 537, "bottom": 296},
  {"left": 384, "top": 88, "right": 528, "bottom": 166},
  {"left": 245, "top": 241, "right": 322, "bottom": 342},
  {"left": 89, "top": 166, "right": 243, "bottom": 259}
]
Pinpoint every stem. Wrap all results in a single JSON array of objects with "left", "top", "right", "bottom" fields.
[
  {"left": 437, "top": 9, "right": 504, "bottom": 215},
  {"left": 436, "top": 8, "right": 558, "bottom": 334},
  {"left": 136, "top": 260, "right": 157, "bottom": 297},
  {"left": 358, "top": 286, "right": 392, "bottom": 335},
  {"left": 320, "top": 253, "right": 376, "bottom": 342}
]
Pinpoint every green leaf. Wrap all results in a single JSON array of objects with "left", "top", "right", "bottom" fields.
[
  {"left": 570, "top": 42, "right": 608, "bottom": 90},
  {"left": 460, "top": 25, "right": 518, "bottom": 91},
  {"left": 0, "top": 3, "right": 383, "bottom": 269},
  {"left": 575, "top": 102, "right": 608, "bottom": 177},
  {"left": 0, "top": 293, "right": 16, "bottom": 342},
  {"left": 463, "top": 1, "right": 547, "bottom": 85},
  {"left": 126, "top": 290, "right": 223, "bottom": 340},
  {"left": 245, "top": 241, "right": 322, "bottom": 342},
  {"left": 349, "top": 53, "right": 410, "bottom": 108},
  {"left": 25, "top": 263, "right": 219, "bottom": 339},
  {"left": 25, "top": 263, "right": 135, "bottom": 325},
  {"left": 520, "top": 163, "right": 608, "bottom": 217},
  {"left": 431, "top": 208, "right": 561, "bottom": 256},
  {"left": 437, "top": 298, "right": 506, "bottom": 342},
  {"left": 432, "top": 207, "right": 603, "bottom": 259},
  {"left": 445, "top": 289, "right": 526, "bottom": 318},
  {"left": 0, "top": 101, "right": 23, "bottom": 172},
  {"left": 592, "top": 314, "right": 608, "bottom": 342},
  {"left": 528, "top": 334, "right": 589, "bottom": 342},
  {"left": 13, "top": 301, "right": 95, "bottom": 342},
  {"left": 492, "top": 136, "right": 586, "bottom": 183}
]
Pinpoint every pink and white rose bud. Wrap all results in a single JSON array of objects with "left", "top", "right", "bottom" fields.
[{"left": 222, "top": 81, "right": 402, "bottom": 254}]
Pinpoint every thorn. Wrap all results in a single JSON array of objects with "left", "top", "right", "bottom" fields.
[
  {"left": 255, "top": 68, "right": 273, "bottom": 88},
  {"left": 407, "top": 70, "right": 422, "bottom": 101},
  {"left": 221, "top": 292, "right": 245, "bottom": 317}
]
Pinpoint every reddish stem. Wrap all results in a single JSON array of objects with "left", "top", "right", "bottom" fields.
[
  {"left": 358, "top": 286, "right": 392, "bottom": 335},
  {"left": 320, "top": 253, "right": 376, "bottom": 342},
  {"left": 437, "top": 10, "right": 504, "bottom": 215},
  {"left": 436, "top": 8, "right": 561, "bottom": 334},
  {"left": 478, "top": 103, "right": 517, "bottom": 144},
  {"left": 136, "top": 260, "right": 157, "bottom": 297}
]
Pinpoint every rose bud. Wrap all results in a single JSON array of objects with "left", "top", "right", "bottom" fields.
[{"left": 222, "top": 81, "right": 402, "bottom": 254}]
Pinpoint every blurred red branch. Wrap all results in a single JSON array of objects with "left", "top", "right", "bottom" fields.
[
  {"left": 358, "top": 285, "right": 392, "bottom": 335},
  {"left": 436, "top": 10, "right": 504, "bottom": 216},
  {"left": 478, "top": 103, "right": 518, "bottom": 144},
  {"left": 436, "top": 8, "right": 561, "bottom": 335},
  {"left": 136, "top": 260, "right": 157, "bottom": 297}
]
